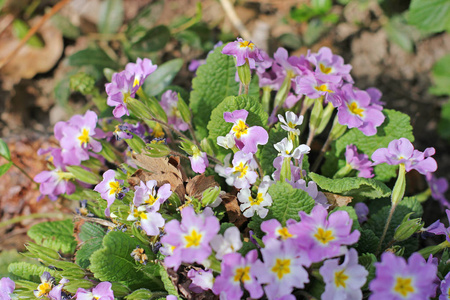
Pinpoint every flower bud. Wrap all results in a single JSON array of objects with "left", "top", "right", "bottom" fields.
[
  {"left": 66, "top": 166, "right": 101, "bottom": 185},
  {"left": 237, "top": 63, "right": 251, "bottom": 86},
  {"left": 70, "top": 72, "right": 96, "bottom": 95},
  {"left": 394, "top": 217, "right": 424, "bottom": 242}
]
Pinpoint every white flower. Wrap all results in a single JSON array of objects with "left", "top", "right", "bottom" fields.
[
  {"left": 278, "top": 111, "right": 304, "bottom": 135},
  {"left": 217, "top": 133, "right": 236, "bottom": 149},
  {"left": 238, "top": 177, "right": 273, "bottom": 218},
  {"left": 292, "top": 144, "right": 311, "bottom": 160},
  {"left": 274, "top": 138, "right": 294, "bottom": 157},
  {"left": 210, "top": 227, "right": 243, "bottom": 259}
]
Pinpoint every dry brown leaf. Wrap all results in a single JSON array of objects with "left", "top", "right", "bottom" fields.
[
  {"left": 130, "top": 154, "right": 186, "bottom": 200},
  {"left": 323, "top": 192, "right": 353, "bottom": 210},
  {"left": 222, "top": 194, "right": 247, "bottom": 228},
  {"left": 186, "top": 175, "right": 218, "bottom": 200}
]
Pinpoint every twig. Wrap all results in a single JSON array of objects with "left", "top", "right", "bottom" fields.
[
  {"left": 376, "top": 205, "right": 397, "bottom": 256},
  {"left": 306, "top": 127, "right": 316, "bottom": 147},
  {"left": 0, "top": 0, "right": 71, "bottom": 70},
  {"left": 188, "top": 123, "right": 200, "bottom": 148},
  {"left": 219, "top": 0, "right": 251, "bottom": 40},
  {"left": 12, "top": 161, "right": 38, "bottom": 186}
]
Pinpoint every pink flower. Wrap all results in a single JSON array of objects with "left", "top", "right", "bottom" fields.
[
  {"left": 106, "top": 71, "right": 138, "bottom": 118},
  {"left": 0, "top": 277, "right": 15, "bottom": 300},
  {"left": 224, "top": 109, "right": 269, "bottom": 154},
  {"left": 93, "top": 170, "right": 124, "bottom": 216},
  {"left": 294, "top": 74, "right": 341, "bottom": 107},
  {"left": 187, "top": 269, "right": 214, "bottom": 293},
  {"left": 261, "top": 219, "right": 298, "bottom": 243},
  {"left": 160, "top": 90, "right": 189, "bottom": 131},
  {"left": 75, "top": 282, "right": 114, "bottom": 300},
  {"left": 222, "top": 38, "right": 263, "bottom": 68},
  {"left": 224, "top": 151, "right": 258, "bottom": 189},
  {"left": 125, "top": 57, "right": 157, "bottom": 88},
  {"left": 189, "top": 146, "right": 208, "bottom": 174},
  {"left": 345, "top": 144, "right": 374, "bottom": 178},
  {"left": 307, "top": 47, "right": 353, "bottom": 84},
  {"left": 161, "top": 207, "right": 220, "bottom": 270}
]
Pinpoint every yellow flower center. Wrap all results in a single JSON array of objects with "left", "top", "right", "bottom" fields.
[
  {"left": 152, "top": 123, "right": 165, "bottom": 138},
  {"left": 133, "top": 78, "right": 140, "bottom": 87},
  {"left": 133, "top": 209, "right": 147, "bottom": 220},
  {"left": 334, "top": 269, "right": 349, "bottom": 288},
  {"left": 393, "top": 277, "right": 415, "bottom": 297},
  {"left": 36, "top": 282, "right": 52, "bottom": 297},
  {"left": 234, "top": 162, "right": 249, "bottom": 179},
  {"left": 277, "top": 227, "right": 293, "bottom": 240},
  {"left": 314, "top": 227, "right": 335, "bottom": 245},
  {"left": 239, "top": 40, "right": 254, "bottom": 50},
  {"left": 287, "top": 121, "right": 296, "bottom": 129},
  {"left": 232, "top": 120, "right": 248, "bottom": 139},
  {"left": 249, "top": 193, "right": 264, "bottom": 206},
  {"left": 271, "top": 258, "right": 291, "bottom": 280},
  {"left": 348, "top": 102, "right": 365, "bottom": 117},
  {"left": 123, "top": 92, "right": 131, "bottom": 103},
  {"left": 233, "top": 266, "right": 251, "bottom": 282},
  {"left": 185, "top": 229, "right": 203, "bottom": 248},
  {"left": 109, "top": 181, "right": 121, "bottom": 195},
  {"left": 319, "top": 63, "right": 333, "bottom": 74},
  {"left": 191, "top": 145, "right": 201, "bottom": 157},
  {"left": 146, "top": 194, "right": 158, "bottom": 206},
  {"left": 314, "top": 84, "right": 333, "bottom": 93},
  {"left": 78, "top": 128, "right": 90, "bottom": 146}
]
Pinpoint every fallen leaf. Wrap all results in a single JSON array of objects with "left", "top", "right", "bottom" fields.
[
  {"left": 323, "top": 192, "right": 353, "bottom": 210},
  {"left": 221, "top": 194, "right": 247, "bottom": 228},
  {"left": 185, "top": 174, "right": 218, "bottom": 200}
]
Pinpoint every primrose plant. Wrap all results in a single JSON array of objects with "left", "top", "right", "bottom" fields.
[{"left": 3, "top": 37, "right": 449, "bottom": 300}]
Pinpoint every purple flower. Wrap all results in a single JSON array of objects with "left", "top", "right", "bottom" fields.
[
  {"left": 320, "top": 248, "right": 368, "bottom": 300},
  {"left": 93, "top": 170, "right": 124, "bottom": 216},
  {"left": 160, "top": 90, "right": 189, "bottom": 131},
  {"left": 366, "top": 87, "right": 384, "bottom": 109},
  {"left": 272, "top": 156, "right": 302, "bottom": 182},
  {"left": 212, "top": 251, "right": 263, "bottom": 299},
  {"left": 253, "top": 239, "right": 311, "bottom": 300},
  {"left": 354, "top": 202, "right": 369, "bottom": 223},
  {"left": 307, "top": 47, "right": 353, "bottom": 83},
  {"left": 283, "top": 92, "right": 302, "bottom": 109},
  {"left": 189, "top": 146, "right": 209, "bottom": 174},
  {"left": 48, "top": 278, "right": 69, "bottom": 300},
  {"left": 274, "top": 47, "right": 311, "bottom": 78},
  {"left": 127, "top": 205, "right": 165, "bottom": 236},
  {"left": 261, "top": 218, "right": 298, "bottom": 243},
  {"left": 294, "top": 74, "right": 341, "bottom": 107},
  {"left": 224, "top": 109, "right": 269, "bottom": 154},
  {"left": 222, "top": 38, "right": 263, "bottom": 68},
  {"left": 337, "top": 84, "right": 385, "bottom": 136},
  {"left": 345, "top": 144, "right": 374, "bottom": 178},
  {"left": 188, "top": 59, "right": 205, "bottom": 72},
  {"left": 34, "top": 272, "right": 57, "bottom": 298},
  {"left": 0, "top": 277, "right": 15, "bottom": 300},
  {"left": 439, "top": 272, "right": 450, "bottom": 300},
  {"left": 369, "top": 252, "right": 437, "bottom": 300},
  {"left": 58, "top": 110, "right": 102, "bottom": 165},
  {"left": 224, "top": 151, "right": 258, "bottom": 189},
  {"left": 425, "top": 209, "right": 450, "bottom": 243},
  {"left": 426, "top": 174, "right": 449, "bottom": 208},
  {"left": 371, "top": 138, "right": 438, "bottom": 175},
  {"left": 75, "top": 281, "right": 114, "bottom": 300},
  {"left": 187, "top": 269, "right": 214, "bottom": 293},
  {"left": 257, "top": 58, "right": 286, "bottom": 90},
  {"left": 289, "top": 179, "right": 329, "bottom": 208},
  {"left": 133, "top": 180, "right": 171, "bottom": 211},
  {"left": 161, "top": 206, "right": 220, "bottom": 270},
  {"left": 106, "top": 71, "right": 138, "bottom": 118},
  {"left": 125, "top": 57, "right": 157, "bottom": 88},
  {"left": 290, "top": 205, "right": 360, "bottom": 262}
]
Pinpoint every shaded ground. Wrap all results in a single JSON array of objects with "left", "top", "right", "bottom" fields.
[{"left": 1, "top": 0, "right": 449, "bottom": 250}]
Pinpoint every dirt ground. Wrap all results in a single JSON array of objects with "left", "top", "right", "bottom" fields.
[{"left": 1, "top": 0, "right": 449, "bottom": 250}]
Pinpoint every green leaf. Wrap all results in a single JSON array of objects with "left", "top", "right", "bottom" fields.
[
  {"left": 324, "top": 109, "right": 414, "bottom": 181},
  {"left": 0, "top": 162, "right": 12, "bottom": 177},
  {"left": 309, "top": 172, "right": 391, "bottom": 200},
  {"left": 12, "top": 19, "right": 44, "bottom": 48},
  {"left": 355, "top": 229, "right": 379, "bottom": 254},
  {"left": 143, "top": 59, "right": 183, "bottom": 97},
  {"left": 8, "top": 262, "right": 57, "bottom": 282},
  {"left": 66, "top": 165, "right": 101, "bottom": 184},
  {"left": 439, "top": 100, "right": 450, "bottom": 139},
  {"left": 125, "top": 2, "right": 164, "bottom": 43},
  {"left": 190, "top": 45, "right": 260, "bottom": 138},
  {"left": 430, "top": 54, "right": 450, "bottom": 96},
  {"left": 207, "top": 94, "right": 268, "bottom": 146},
  {"left": 131, "top": 25, "right": 171, "bottom": 54},
  {"left": 126, "top": 289, "right": 166, "bottom": 299},
  {"left": 64, "top": 279, "right": 94, "bottom": 294},
  {"left": 358, "top": 253, "right": 377, "bottom": 290},
  {"left": 398, "top": 196, "right": 423, "bottom": 217},
  {"left": 27, "top": 219, "right": 77, "bottom": 254},
  {"left": 68, "top": 48, "right": 119, "bottom": 70},
  {"left": 98, "top": 0, "right": 124, "bottom": 34},
  {"left": 159, "top": 267, "right": 180, "bottom": 299},
  {"left": 90, "top": 231, "right": 162, "bottom": 289},
  {"left": 257, "top": 124, "right": 285, "bottom": 176},
  {"left": 408, "top": 0, "right": 450, "bottom": 33},
  {"left": 75, "top": 223, "right": 106, "bottom": 269},
  {"left": 384, "top": 15, "right": 417, "bottom": 52},
  {"left": 51, "top": 13, "right": 80, "bottom": 39},
  {"left": 0, "top": 138, "right": 11, "bottom": 160}
]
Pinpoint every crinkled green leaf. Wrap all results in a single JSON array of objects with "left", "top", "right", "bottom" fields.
[
  {"left": 309, "top": 172, "right": 391, "bottom": 200},
  {"left": 8, "top": 262, "right": 57, "bottom": 282},
  {"left": 323, "top": 109, "right": 414, "bottom": 182},
  {"left": 98, "top": 0, "right": 124, "bottom": 34},
  {"left": 358, "top": 253, "right": 377, "bottom": 290},
  {"left": 68, "top": 48, "right": 119, "bottom": 70},
  {"left": 408, "top": 0, "right": 450, "bottom": 33},
  {"left": 398, "top": 196, "right": 423, "bottom": 217},
  {"left": 75, "top": 223, "right": 106, "bottom": 269},
  {"left": 126, "top": 289, "right": 167, "bottom": 299},
  {"left": 190, "top": 45, "right": 260, "bottom": 138},
  {"left": 430, "top": 54, "right": 450, "bottom": 96},
  {"left": 27, "top": 219, "right": 77, "bottom": 254},
  {"left": 207, "top": 94, "right": 268, "bottom": 146},
  {"left": 143, "top": 59, "right": 183, "bottom": 97},
  {"left": 89, "top": 231, "right": 161, "bottom": 289},
  {"left": 355, "top": 229, "right": 379, "bottom": 254},
  {"left": 159, "top": 267, "right": 181, "bottom": 299},
  {"left": 64, "top": 279, "right": 94, "bottom": 294},
  {"left": 257, "top": 124, "right": 285, "bottom": 176}
]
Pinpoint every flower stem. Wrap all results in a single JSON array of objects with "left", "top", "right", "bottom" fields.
[
  {"left": 376, "top": 204, "right": 397, "bottom": 256},
  {"left": 12, "top": 162, "right": 37, "bottom": 186}
]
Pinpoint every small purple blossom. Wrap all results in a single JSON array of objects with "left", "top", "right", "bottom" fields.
[
  {"left": 439, "top": 272, "right": 450, "bottom": 300},
  {"left": 274, "top": 47, "right": 311, "bottom": 78},
  {"left": 161, "top": 206, "right": 220, "bottom": 270},
  {"left": 294, "top": 74, "right": 341, "bottom": 107},
  {"left": 224, "top": 109, "right": 269, "bottom": 154},
  {"left": 307, "top": 47, "right": 353, "bottom": 83},
  {"left": 371, "top": 138, "right": 438, "bottom": 175},
  {"left": 93, "top": 170, "right": 124, "bottom": 216},
  {"left": 0, "top": 277, "right": 15, "bottom": 300},
  {"left": 224, "top": 151, "right": 258, "bottom": 189},
  {"left": 106, "top": 71, "right": 138, "bottom": 118},
  {"left": 222, "top": 38, "right": 263, "bottom": 68},
  {"left": 354, "top": 202, "right": 369, "bottom": 223},
  {"left": 345, "top": 144, "right": 374, "bottom": 178},
  {"left": 426, "top": 174, "right": 449, "bottom": 208},
  {"left": 133, "top": 180, "right": 171, "bottom": 211},
  {"left": 261, "top": 219, "right": 297, "bottom": 243},
  {"left": 369, "top": 252, "right": 437, "bottom": 300},
  {"left": 125, "top": 57, "right": 157, "bottom": 88},
  {"left": 289, "top": 179, "right": 329, "bottom": 208},
  {"left": 320, "top": 248, "right": 368, "bottom": 300},
  {"left": 425, "top": 209, "right": 450, "bottom": 243},
  {"left": 160, "top": 90, "right": 189, "bottom": 132},
  {"left": 291, "top": 205, "right": 360, "bottom": 262},
  {"left": 212, "top": 251, "right": 263, "bottom": 299},
  {"left": 337, "top": 84, "right": 385, "bottom": 136},
  {"left": 75, "top": 281, "right": 114, "bottom": 300},
  {"left": 189, "top": 146, "right": 209, "bottom": 174},
  {"left": 187, "top": 269, "right": 214, "bottom": 293}
]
